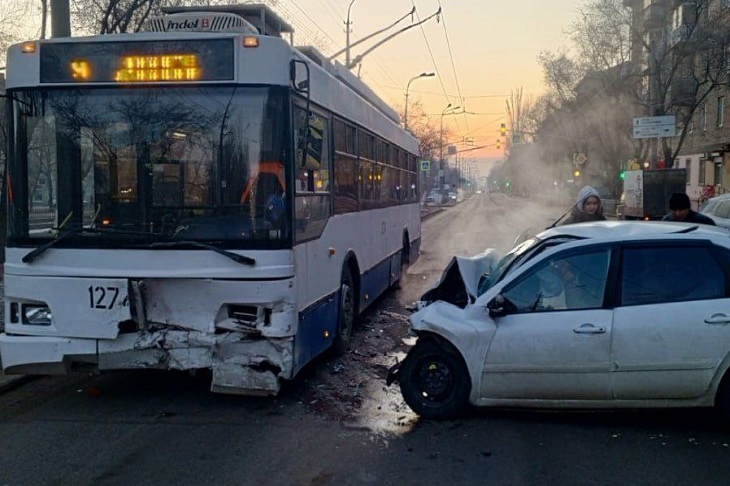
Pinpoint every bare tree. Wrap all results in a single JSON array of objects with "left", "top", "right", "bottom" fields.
[
  {"left": 534, "top": 0, "right": 730, "bottom": 179},
  {"left": 0, "top": 1, "right": 32, "bottom": 65},
  {"left": 70, "top": 0, "right": 240, "bottom": 35},
  {"left": 401, "top": 99, "right": 451, "bottom": 161}
]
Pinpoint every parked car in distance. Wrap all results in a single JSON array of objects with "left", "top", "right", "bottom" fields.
[
  {"left": 388, "top": 221, "right": 730, "bottom": 421},
  {"left": 701, "top": 193, "right": 730, "bottom": 229},
  {"left": 424, "top": 190, "right": 441, "bottom": 206}
]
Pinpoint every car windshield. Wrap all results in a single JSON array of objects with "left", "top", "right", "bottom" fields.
[
  {"left": 8, "top": 86, "right": 289, "bottom": 249},
  {"left": 478, "top": 237, "right": 540, "bottom": 294},
  {"left": 478, "top": 235, "right": 585, "bottom": 295}
]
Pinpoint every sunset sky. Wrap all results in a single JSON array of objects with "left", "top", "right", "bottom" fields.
[
  {"left": 12, "top": 0, "right": 587, "bottom": 173},
  {"left": 279, "top": 0, "right": 585, "bottom": 169}
]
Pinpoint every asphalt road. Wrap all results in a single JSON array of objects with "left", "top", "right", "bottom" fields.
[{"left": 1, "top": 193, "right": 729, "bottom": 485}]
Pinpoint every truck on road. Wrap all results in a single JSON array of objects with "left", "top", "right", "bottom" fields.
[{"left": 619, "top": 168, "right": 687, "bottom": 220}]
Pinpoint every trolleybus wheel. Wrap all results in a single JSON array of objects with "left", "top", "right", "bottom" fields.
[{"left": 331, "top": 267, "right": 355, "bottom": 356}]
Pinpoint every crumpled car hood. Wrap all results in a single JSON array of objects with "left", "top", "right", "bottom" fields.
[{"left": 419, "top": 249, "right": 500, "bottom": 308}]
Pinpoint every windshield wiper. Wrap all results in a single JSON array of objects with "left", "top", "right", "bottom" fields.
[
  {"left": 22, "top": 226, "right": 160, "bottom": 264},
  {"left": 23, "top": 227, "right": 96, "bottom": 264},
  {"left": 141, "top": 240, "right": 256, "bottom": 266},
  {"left": 24, "top": 229, "right": 257, "bottom": 266}
]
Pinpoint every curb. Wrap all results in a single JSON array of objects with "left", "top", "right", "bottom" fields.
[
  {"left": 420, "top": 208, "right": 444, "bottom": 221},
  {"left": 0, "top": 374, "right": 37, "bottom": 395}
]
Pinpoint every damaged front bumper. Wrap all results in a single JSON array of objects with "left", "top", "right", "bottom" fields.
[
  {"left": 0, "top": 329, "right": 294, "bottom": 396},
  {"left": 0, "top": 275, "right": 300, "bottom": 396}
]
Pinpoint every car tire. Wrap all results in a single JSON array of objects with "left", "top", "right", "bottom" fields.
[
  {"left": 715, "top": 373, "right": 730, "bottom": 425},
  {"left": 402, "top": 233, "right": 411, "bottom": 268},
  {"left": 331, "top": 266, "right": 356, "bottom": 356},
  {"left": 399, "top": 339, "right": 471, "bottom": 419}
]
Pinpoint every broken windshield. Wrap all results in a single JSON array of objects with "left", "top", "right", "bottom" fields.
[{"left": 8, "top": 86, "right": 289, "bottom": 249}]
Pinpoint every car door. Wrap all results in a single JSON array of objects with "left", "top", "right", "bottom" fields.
[
  {"left": 481, "top": 246, "right": 615, "bottom": 400},
  {"left": 612, "top": 242, "right": 730, "bottom": 399}
]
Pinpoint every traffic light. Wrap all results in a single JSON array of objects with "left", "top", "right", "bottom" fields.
[
  {"left": 573, "top": 169, "right": 581, "bottom": 178},
  {"left": 619, "top": 170, "right": 626, "bottom": 181},
  {"left": 496, "top": 139, "right": 501, "bottom": 150},
  {"left": 500, "top": 123, "right": 507, "bottom": 137}
]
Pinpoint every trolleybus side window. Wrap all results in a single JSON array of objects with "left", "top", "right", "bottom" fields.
[
  {"left": 333, "top": 118, "right": 359, "bottom": 214},
  {"left": 359, "top": 130, "right": 376, "bottom": 210},
  {"left": 293, "top": 105, "right": 331, "bottom": 241}
]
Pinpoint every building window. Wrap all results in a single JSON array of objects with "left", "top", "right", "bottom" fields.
[
  {"left": 718, "top": 96, "right": 725, "bottom": 128},
  {"left": 700, "top": 103, "right": 707, "bottom": 131},
  {"left": 715, "top": 160, "right": 723, "bottom": 188},
  {"left": 699, "top": 159, "right": 706, "bottom": 185},
  {"left": 685, "top": 158, "right": 692, "bottom": 184}
]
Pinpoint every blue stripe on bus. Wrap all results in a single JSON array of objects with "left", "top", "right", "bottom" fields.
[
  {"left": 293, "top": 292, "right": 339, "bottom": 376},
  {"left": 292, "top": 237, "right": 422, "bottom": 375}
]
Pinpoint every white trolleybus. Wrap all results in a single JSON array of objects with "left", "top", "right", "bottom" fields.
[{"left": 0, "top": 5, "right": 421, "bottom": 395}]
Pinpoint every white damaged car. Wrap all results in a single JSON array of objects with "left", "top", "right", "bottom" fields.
[{"left": 388, "top": 221, "right": 730, "bottom": 420}]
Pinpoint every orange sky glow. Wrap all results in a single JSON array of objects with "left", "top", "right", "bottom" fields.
[{"left": 280, "top": 0, "right": 584, "bottom": 172}]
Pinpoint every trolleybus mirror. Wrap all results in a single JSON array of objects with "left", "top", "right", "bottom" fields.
[{"left": 290, "top": 59, "right": 310, "bottom": 94}]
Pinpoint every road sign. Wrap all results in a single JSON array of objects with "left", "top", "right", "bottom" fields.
[
  {"left": 574, "top": 153, "right": 587, "bottom": 165},
  {"left": 632, "top": 115, "right": 676, "bottom": 139},
  {"left": 420, "top": 160, "right": 430, "bottom": 172},
  {"left": 512, "top": 134, "right": 522, "bottom": 144}
]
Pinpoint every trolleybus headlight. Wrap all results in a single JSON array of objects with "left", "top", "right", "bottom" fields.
[{"left": 22, "top": 304, "right": 52, "bottom": 326}]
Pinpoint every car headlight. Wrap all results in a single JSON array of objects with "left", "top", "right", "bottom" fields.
[{"left": 22, "top": 304, "right": 52, "bottom": 326}]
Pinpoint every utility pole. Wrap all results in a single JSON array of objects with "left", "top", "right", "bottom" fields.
[
  {"left": 440, "top": 104, "right": 460, "bottom": 202},
  {"left": 345, "top": 0, "right": 356, "bottom": 67},
  {"left": 334, "top": 6, "right": 415, "bottom": 64},
  {"left": 50, "top": 0, "right": 71, "bottom": 38}
]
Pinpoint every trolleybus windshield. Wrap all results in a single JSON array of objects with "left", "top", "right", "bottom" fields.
[{"left": 8, "top": 86, "right": 290, "bottom": 249}]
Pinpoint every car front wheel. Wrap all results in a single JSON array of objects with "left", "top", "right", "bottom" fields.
[{"left": 399, "top": 339, "right": 471, "bottom": 419}]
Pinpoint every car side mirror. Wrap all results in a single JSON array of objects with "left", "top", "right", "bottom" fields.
[{"left": 487, "top": 294, "right": 506, "bottom": 317}]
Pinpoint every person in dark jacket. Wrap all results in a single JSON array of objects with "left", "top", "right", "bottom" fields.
[
  {"left": 559, "top": 185, "right": 607, "bottom": 225},
  {"left": 662, "top": 192, "right": 716, "bottom": 225}
]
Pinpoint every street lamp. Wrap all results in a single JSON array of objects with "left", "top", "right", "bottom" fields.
[
  {"left": 345, "top": 0, "right": 357, "bottom": 67},
  {"left": 404, "top": 72, "right": 435, "bottom": 130}
]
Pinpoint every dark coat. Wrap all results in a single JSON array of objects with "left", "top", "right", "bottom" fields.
[{"left": 662, "top": 210, "right": 716, "bottom": 225}]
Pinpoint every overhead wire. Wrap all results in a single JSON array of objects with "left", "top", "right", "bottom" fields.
[
  {"left": 313, "top": 0, "right": 346, "bottom": 27},
  {"left": 409, "top": 0, "right": 453, "bottom": 110},
  {"left": 377, "top": 85, "right": 511, "bottom": 99},
  {"left": 276, "top": 0, "right": 336, "bottom": 52},
  {"left": 437, "top": 2, "right": 470, "bottom": 134},
  {"left": 328, "top": 1, "right": 402, "bottom": 104}
]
